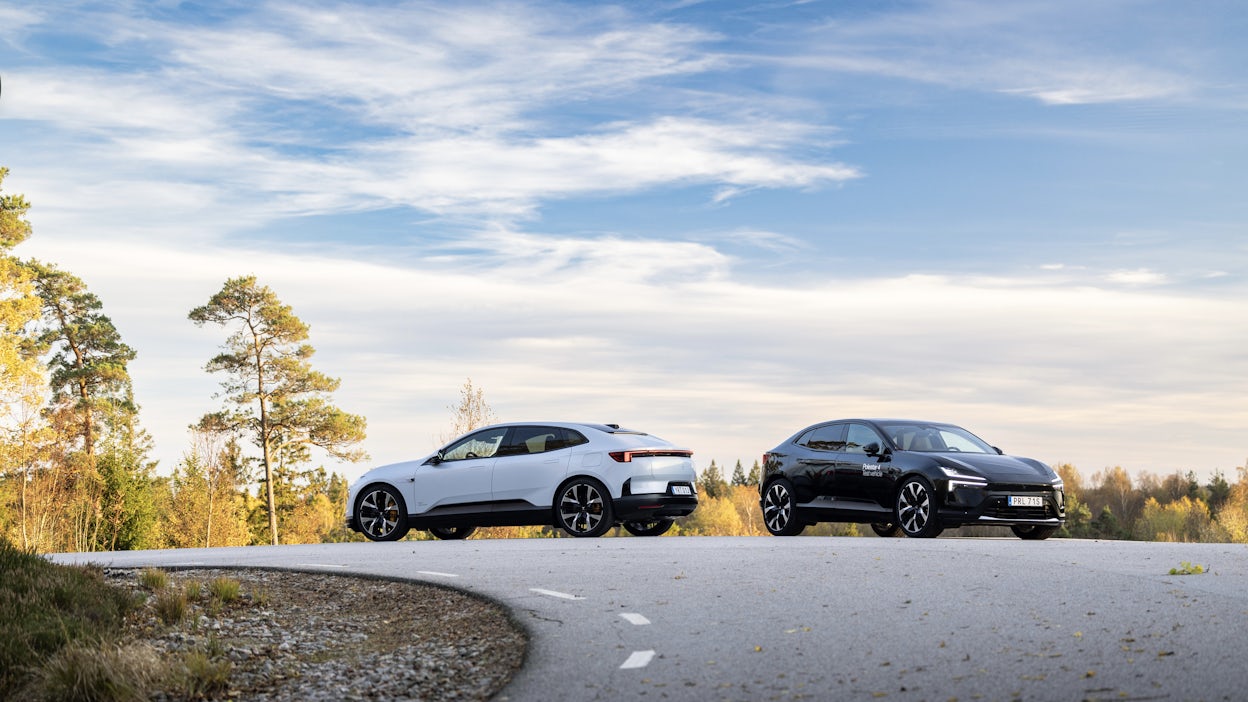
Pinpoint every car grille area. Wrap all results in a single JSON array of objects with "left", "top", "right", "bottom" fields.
[{"left": 983, "top": 497, "right": 1058, "bottom": 520}]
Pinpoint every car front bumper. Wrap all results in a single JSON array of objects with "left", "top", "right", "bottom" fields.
[{"left": 937, "top": 480, "right": 1066, "bottom": 528}]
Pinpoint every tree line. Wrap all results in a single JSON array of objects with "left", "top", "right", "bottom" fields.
[{"left": 0, "top": 167, "right": 366, "bottom": 552}]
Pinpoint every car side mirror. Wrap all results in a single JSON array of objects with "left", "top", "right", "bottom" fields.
[
  {"left": 429, "top": 451, "right": 444, "bottom": 465},
  {"left": 864, "top": 442, "right": 881, "bottom": 457},
  {"left": 992, "top": 446, "right": 1003, "bottom": 455}
]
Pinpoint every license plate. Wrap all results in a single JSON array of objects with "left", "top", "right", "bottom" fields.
[
  {"left": 1008, "top": 495, "right": 1043, "bottom": 507},
  {"left": 671, "top": 485, "right": 692, "bottom": 496}
]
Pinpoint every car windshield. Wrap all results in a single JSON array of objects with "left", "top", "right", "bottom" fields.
[{"left": 879, "top": 423, "right": 995, "bottom": 454}]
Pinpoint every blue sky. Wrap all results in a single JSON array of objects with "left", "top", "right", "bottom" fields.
[{"left": 1, "top": 0, "right": 1245, "bottom": 483}]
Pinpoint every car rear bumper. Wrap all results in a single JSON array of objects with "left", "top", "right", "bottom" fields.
[{"left": 613, "top": 494, "right": 699, "bottom": 522}]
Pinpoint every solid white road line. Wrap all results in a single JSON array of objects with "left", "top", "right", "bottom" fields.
[
  {"left": 619, "top": 613, "right": 651, "bottom": 626},
  {"left": 620, "top": 650, "right": 656, "bottom": 669},
  {"left": 295, "top": 563, "right": 349, "bottom": 568},
  {"left": 529, "top": 588, "right": 585, "bottom": 600},
  {"left": 416, "top": 570, "right": 459, "bottom": 577}
]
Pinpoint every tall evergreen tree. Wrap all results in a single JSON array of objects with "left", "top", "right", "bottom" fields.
[
  {"left": 190, "top": 276, "right": 367, "bottom": 545},
  {"left": 698, "top": 460, "right": 728, "bottom": 499},
  {"left": 25, "top": 262, "right": 150, "bottom": 551},
  {"left": 730, "top": 459, "right": 747, "bottom": 487},
  {"left": 27, "top": 261, "right": 136, "bottom": 462}
]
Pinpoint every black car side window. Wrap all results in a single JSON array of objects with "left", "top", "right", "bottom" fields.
[
  {"left": 844, "top": 423, "right": 884, "bottom": 454},
  {"left": 799, "top": 424, "right": 846, "bottom": 452}
]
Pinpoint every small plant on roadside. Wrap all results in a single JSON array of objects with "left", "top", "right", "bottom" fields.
[
  {"left": 208, "top": 577, "right": 240, "bottom": 603},
  {"left": 177, "top": 650, "right": 232, "bottom": 697},
  {"left": 138, "top": 568, "right": 168, "bottom": 591},
  {"left": 185, "top": 580, "right": 202, "bottom": 601},
  {"left": 1168, "top": 561, "right": 1205, "bottom": 575},
  {"left": 155, "top": 589, "right": 188, "bottom": 625}
]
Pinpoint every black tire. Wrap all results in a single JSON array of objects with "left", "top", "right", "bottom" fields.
[
  {"left": 355, "top": 484, "right": 410, "bottom": 541},
  {"left": 622, "top": 519, "right": 675, "bottom": 537},
  {"left": 429, "top": 526, "right": 477, "bottom": 540},
  {"left": 895, "top": 476, "right": 943, "bottom": 538},
  {"left": 1011, "top": 525, "right": 1058, "bottom": 540},
  {"left": 762, "top": 480, "right": 805, "bottom": 536},
  {"left": 555, "top": 478, "right": 614, "bottom": 537},
  {"left": 870, "top": 522, "right": 903, "bottom": 538}
]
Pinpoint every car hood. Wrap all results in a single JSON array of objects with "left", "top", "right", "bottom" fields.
[
  {"left": 354, "top": 458, "right": 427, "bottom": 485},
  {"left": 936, "top": 454, "right": 1055, "bottom": 482}
]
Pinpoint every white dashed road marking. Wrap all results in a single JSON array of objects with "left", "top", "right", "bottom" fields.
[
  {"left": 620, "top": 650, "right": 656, "bottom": 669},
  {"left": 530, "top": 588, "right": 585, "bottom": 600},
  {"left": 416, "top": 570, "right": 459, "bottom": 578},
  {"left": 619, "top": 613, "right": 651, "bottom": 625}
]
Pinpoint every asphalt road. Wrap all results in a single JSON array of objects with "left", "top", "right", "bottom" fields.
[{"left": 52, "top": 537, "right": 1248, "bottom": 701}]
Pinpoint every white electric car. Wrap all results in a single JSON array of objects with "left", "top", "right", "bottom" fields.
[{"left": 346, "top": 422, "right": 699, "bottom": 540}]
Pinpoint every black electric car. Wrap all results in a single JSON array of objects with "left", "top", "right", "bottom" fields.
[{"left": 760, "top": 419, "right": 1065, "bottom": 539}]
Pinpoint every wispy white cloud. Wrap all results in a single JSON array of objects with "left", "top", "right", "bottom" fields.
[
  {"left": 1106, "top": 268, "right": 1167, "bottom": 286},
  {"left": 788, "top": 0, "right": 1192, "bottom": 106},
  {"left": 6, "top": 1, "right": 855, "bottom": 234}
]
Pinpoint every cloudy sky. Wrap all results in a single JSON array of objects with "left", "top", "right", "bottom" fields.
[{"left": 2, "top": 0, "right": 1245, "bottom": 484}]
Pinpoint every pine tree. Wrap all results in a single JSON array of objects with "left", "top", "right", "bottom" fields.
[
  {"left": 190, "top": 276, "right": 367, "bottom": 545},
  {"left": 698, "top": 460, "right": 728, "bottom": 499},
  {"left": 730, "top": 460, "right": 747, "bottom": 487}
]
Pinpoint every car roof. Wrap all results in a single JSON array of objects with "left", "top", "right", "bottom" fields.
[
  {"left": 808, "top": 418, "right": 962, "bottom": 427},
  {"left": 470, "top": 421, "right": 648, "bottom": 435}
]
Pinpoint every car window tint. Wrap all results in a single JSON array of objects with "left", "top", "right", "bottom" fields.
[
  {"left": 560, "top": 429, "right": 588, "bottom": 449},
  {"left": 844, "top": 423, "right": 883, "bottom": 454},
  {"left": 799, "top": 424, "right": 846, "bottom": 452},
  {"left": 442, "top": 427, "right": 507, "bottom": 460},
  {"left": 494, "top": 426, "right": 561, "bottom": 456}
]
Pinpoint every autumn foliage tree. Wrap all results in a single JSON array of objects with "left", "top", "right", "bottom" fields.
[
  {"left": 0, "top": 168, "right": 46, "bottom": 549},
  {"left": 189, "top": 276, "right": 367, "bottom": 546}
]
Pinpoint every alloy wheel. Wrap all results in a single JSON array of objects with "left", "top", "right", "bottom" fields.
[
  {"left": 896, "top": 477, "right": 941, "bottom": 538},
  {"left": 557, "top": 480, "right": 612, "bottom": 537},
  {"left": 358, "top": 487, "right": 403, "bottom": 540},
  {"left": 763, "top": 481, "right": 804, "bottom": 536}
]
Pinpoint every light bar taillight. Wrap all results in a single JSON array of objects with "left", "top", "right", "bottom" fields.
[{"left": 609, "top": 449, "right": 694, "bottom": 463}]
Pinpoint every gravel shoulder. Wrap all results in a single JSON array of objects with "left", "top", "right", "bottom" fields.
[{"left": 107, "top": 567, "right": 527, "bottom": 701}]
